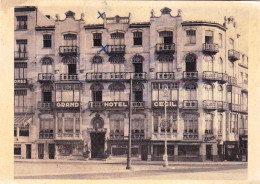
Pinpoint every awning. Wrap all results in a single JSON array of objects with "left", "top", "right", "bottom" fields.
[{"left": 14, "top": 116, "right": 32, "bottom": 127}]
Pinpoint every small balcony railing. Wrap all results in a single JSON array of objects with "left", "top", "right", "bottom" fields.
[
  {"left": 55, "top": 132, "right": 81, "bottom": 139},
  {"left": 156, "top": 43, "right": 175, "bottom": 53},
  {"left": 14, "top": 106, "right": 33, "bottom": 114},
  {"left": 228, "top": 103, "right": 240, "bottom": 112},
  {"left": 183, "top": 133, "right": 199, "bottom": 140},
  {"left": 86, "top": 72, "right": 146, "bottom": 81},
  {"left": 203, "top": 100, "right": 217, "bottom": 110},
  {"left": 217, "top": 101, "right": 229, "bottom": 111},
  {"left": 60, "top": 74, "right": 78, "bottom": 81},
  {"left": 132, "top": 101, "right": 145, "bottom": 109},
  {"left": 39, "top": 130, "right": 54, "bottom": 139},
  {"left": 88, "top": 101, "right": 104, "bottom": 111},
  {"left": 38, "top": 73, "right": 54, "bottom": 82},
  {"left": 106, "top": 16, "right": 129, "bottom": 24},
  {"left": 106, "top": 45, "right": 126, "bottom": 54},
  {"left": 14, "top": 51, "right": 28, "bottom": 60},
  {"left": 109, "top": 131, "right": 124, "bottom": 140},
  {"left": 203, "top": 71, "right": 221, "bottom": 81},
  {"left": 228, "top": 76, "right": 237, "bottom": 85},
  {"left": 183, "top": 71, "right": 198, "bottom": 80},
  {"left": 239, "top": 128, "right": 248, "bottom": 136},
  {"left": 156, "top": 72, "right": 175, "bottom": 80},
  {"left": 59, "top": 46, "right": 79, "bottom": 55},
  {"left": 131, "top": 73, "right": 147, "bottom": 80},
  {"left": 38, "top": 102, "right": 53, "bottom": 110},
  {"left": 131, "top": 130, "right": 145, "bottom": 139},
  {"left": 228, "top": 49, "right": 240, "bottom": 61},
  {"left": 183, "top": 100, "right": 198, "bottom": 110},
  {"left": 202, "top": 43, "right": 219, "bottom": 54},
  {"left": 218, "top": 73, "right": 228, "bottom": 83}
]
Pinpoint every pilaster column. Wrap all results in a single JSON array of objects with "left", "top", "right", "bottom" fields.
[
  {"left": 73, "top": 114, "right": 76, "bottom": 138},
  {"left": 62, "top": 116, "right": 64, "bottom": 137}
]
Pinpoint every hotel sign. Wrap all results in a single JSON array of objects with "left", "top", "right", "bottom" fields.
[
  {"left": 87, "top": 128, "right": 107, "bottom": 133},
  {"left": 55, "top": 102, "right": 80, "bottom": 108},
  {"left": 152, "top": 101, "right": 178, "bottom": 109},
  {"left": 103, "top": 101, "right": 128, "bottom": 109}
]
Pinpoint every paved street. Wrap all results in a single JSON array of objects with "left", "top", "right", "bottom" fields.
[{"left": 14, "top": 158, "right": 247, "bottom": 180}]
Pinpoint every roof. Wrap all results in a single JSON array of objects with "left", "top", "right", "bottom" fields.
[
  {"left": 36, "top": 10, "right": 55, "bottom": 27},
  {"left": 129, "top": 22, "right": 150, "bottom": 28},
  {"left": 182, "top": 21, "right": 226, "bottom": 31},
  {"left": 15, "top": 6, "right": 36, "bottom": 12},
  {"left": 84, "top": 24, "right": 105, "bottom": 29}
]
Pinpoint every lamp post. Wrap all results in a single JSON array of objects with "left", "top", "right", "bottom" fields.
[
  {"left": 163, "top": 84, "right": 169, "bottom": 167},
  {"left": 126, "top": 77, "right": 132, "bottom": 170}
]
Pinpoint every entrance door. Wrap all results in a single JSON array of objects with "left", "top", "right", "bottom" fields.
[
  {"left": 90, "top": 132, "right": 105, "bottom": 158},
  {"left": 26, "top": 144, "right": 31, "bottom": 159},
  {"left": 48, "top": 144, "right": 55, "bottom": 159},
  {"left": 206, "top": 145, "right": 212, "bottom": 160},
  {"left": 134, "top": 63, "right": 143, "bottom": 73},
  {"left": 141, "top": 145, "right": 148, "bottom": 160},
  {"left": 38, "top": 144, "right": 44, "bottom": 159}
]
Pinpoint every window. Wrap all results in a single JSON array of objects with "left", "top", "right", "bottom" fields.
[
  {"left": 186, "top": 30, "right": 196, "bottom": 44},
  {"left": 184, "top": 114, "right": 198, "bottom": 133},
  {"left": 229, "top": 38, "right": 234, "bottom": 49},
  {"left": 110, "top": 114, "right": 124, "bottom": 136},
  {"left": 218, "top": 85, "right": 223, "bottom": 101},
  {"left": 14, "top": 90, "right": 28, "bottom": 113},
  {"left": 63, "top": 34, "right": 77, "bottom": 46},
  {"left": 41, "top": 57, "right": 53, "bottom": 73},
  {"left": 205, "top": 84, "right": 213, "bottom": 100},
  {"left": 93, "top": 33, "right": 102, "bottom": 46},
  {"left": 16, "top": 16, "right": 27, "bottom": 30},
  {"left": 109, "top": 82, "right": 125, "bottom": 101},
  {"left": 205, "top": 30, "right": 213, "bottom": 44},
  {"left": 205, "top": 113, "right": 213, "bottom": 134},
  {"left": 185, "top": 84, "right": 197, "bottom": 100},
  {"left": 152, "top": 82, "right": 178, "bottom": 101},
  {"left": 109, "top": 56, "right": 125, "bottom": 72},
  {"left": 14, "top": 127, "right": 17, "bottom": 137},
  {"left": 132, "top": 118, "right": 145, "bottom": 137},
  {"left": 185, "top": 54, "right": 197, "bottom": 72},
  {"left": 229, "top": 61, "right": 234, "bottom": 76},
  {"left": 157, "top": 55, "right": 174, "bottom": 73},
  {"left": 55, "top": 83, "right": 81, "bottom": 102},
  {"left": 133, "top": 32, "right": 142, "bottom": 46},
  {"left": 132, "top": 55, "right": 144, "bottom": 73},
  {"left": 153, "top": 111, "right": 177, "bottom": 133},
  {"left": 14, "top": 62, "right": 27, "bottom": 79},
  {"left": 218, "top": 114, "right": 223, "bottom": 134},
  {"left": 16, "top": 40, "right": 27, "bottom": 55},
  {"left": 153, "top": 145, "right": 174, "bottom": 156},
  {"left": 219, "top": 33, "right": 223, "bottom": 48},
  {"left": 205, "top": 55, "right": 213, "bottom": 71},
  {"left": 178, "top": 145, "right": 199, "bottom": 156},
  {"left": 92, "top": 91, "right": 102, "bottom": 101},
  {"left": 230, "top": 114, "right": 237, "bottom": 133},
  {"left": 19, "top": 126, "right": 29, "bottom": 136},
  {"left": 92, "top": 56, "right": 103, "bottom": 72},
  {"left": 110, "top": 32, "right": 125, "bottom": 45},
  {"left": 159, "top": 31, "right": 173, "bottom": 44},
  {"left": 39, "top": 114, "right": 54, "bottom": 139},
  {"left": 14, "top": 144, "right": 21, "bottom": 155},
  {"left": 43, "top": 35, "right": 52, "bottom": 48},
  {"left": 218, "top": 58, "right": 223, "bottom": 73}
]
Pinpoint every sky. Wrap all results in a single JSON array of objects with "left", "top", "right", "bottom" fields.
[{"left": 34, "top": 1, "right": 251, "bottom": 52}]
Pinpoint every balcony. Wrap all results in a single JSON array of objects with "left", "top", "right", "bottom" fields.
[
  {"left": 203, "top": 100, "right": 217, "bottom": 110},
  {"left": 131, "top": 73, "right": 147, "bottom": 80},
  {"left": 239, "top": 128, "right": 248, "bottom": 136},
  {"left": 132, "top": 101, "right": 145, "bottom": 109},
  {"left": 109, "top": 131, "right": 124, "bottom": 140},
  {"left": 218, "top": 73, "right": 228, "bottom": 83},
  {"left": 88, "top": 101, "right": 104, "bottom": 111},
  {"left": 60, "top": 74, "right": 78, "bottom": 81},
  {"left": 14, "top": 51, "right": 28, "bottom": 60},
  {"left": 39, "top": 130, "right": 54, "bottom": 139},
  {"left": 106, "top": 45, "right": 126, "bottom": 55},
  {"left": 217, "top": 101, "right": 229, "bottom": 111},
  {"left": 106, "top": 16, "right": 129, "bottom": 24},
  {"left": 202, "top": 43, "right": 219, "bottom": 55},
  {"left": 55, "top": 132, "right": 81, "bottom": 139},
  {"left": 228, "top": 49, "right": 240, "bottom": 61},
  {"left": 88, "top": 101, "right": 129, "bottom": 110},
  {"left": 228, "top": 76, "right": 237, "bottom": 85},
  {"left": 203, "top": 71, "right": 221, "bottom": 81},
  {"left": 38, "top": 102, "right": 53, "bottom": 111},
  {"left": 14, "top": 106, "right": 34, "bottom": 114},
  {"left": 183, "top": 100, "right": 198, "bottom": 110},
  {"left": 228, "top": 103, "right": 240, "bottom": 112},
  {"left": 156, "top": 72, "right": 175, "bottom": 80},
  {"left": 183, "top": 133, "right": 199, "bottom": 140},
  {"left": 59, "top": 46, "right": 79, "bottom": 56},
  {"left": 183, "top": 71, "right": 198, "bottom": 80},
  {"left": 156, "top": 43, "right": 175, "bottom": 53},
  {"left": 38, "top": 73, "right": 54, "bottom": 82},
  {"left": 240, "top": 104, "right": 248, "bottom": 114},
  {"left": 131, "top": 130, "right": 145, "bottom": 139},
  {"left": 86, "top": 72, "right": 146, "bottom": 81}
]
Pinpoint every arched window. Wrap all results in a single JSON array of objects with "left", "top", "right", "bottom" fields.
[
  {"left": 185, "top": 83, "right": 197, "bottom": 100},
  {"left": 109, "top": 114, "right": 124, "bottom": 136},
  {"left": 157, "top": 54, "right": 174, "bottom": 72},
  {"left": 61, "top": 56, "right": 77, "bottom": 74},
  {"left": 109, "top": 82, "right": 125, "bottom": 101},
  {"left": 90, "top": 82, "right": 104, "bottom": 102},
  {"left": 92, "top": 117, "right": 104, "bottom": 129},
  {"left": 133, "top": 82, "right": 144, "bottom": 101},
  {"left": 218, "top": 57, "right": 223, "bottom": 73},
  {"left": 218, "top": 85, "right": 223, "bottom": 101},
  {"left": 159, "top": 31, "right": 173, "bottom": 44},
  {"left": 109, "top": 56, "right": 125, "bottom": 72},
  {"left": 229, "top": 61, "right": 234, "bottom": 77},
  {"left": 92, "top": 55, "right": 103, "bottom": 72},
  {"left": 132, "top": 55, "right": 144, "bottom": 73},
  {"left": 229, "top": 38, "right": 234, "bottom": 49},
  {"left": 132, "top": 115, "right": 145, "bottom": 137},
  {"left": 205, "top": 55, "right": 213, "bottom": 71},
  {"left": 40, "top": 57, "right": 53, "bottom": 73},
  {"left": 185, "top": 53, "right": 197, "bottom": 72},
  {"left": 205, "top": 114, "right": 213, "bottom": 134},
  {"left": 205, "top": 84, "right": 213, "bottom": 100}
]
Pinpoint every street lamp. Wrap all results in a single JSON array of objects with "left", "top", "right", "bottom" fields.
[
  {"left": 163, "top": 84, "right": 169, "bottom": 167},
  {"left": 126, "top": 76, "right": 132, "bottom": 170}
]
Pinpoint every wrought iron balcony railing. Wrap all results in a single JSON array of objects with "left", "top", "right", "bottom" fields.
[
  {"left": 86, "top": 72, "right": 147, "bottom": 81},
  {"left": 203, "top": 100, "right": 217, "bottom": 110},
  {"left": 183, "top": 100, "right": 198, "bottom": 110},
  {"left": 39, "top": 130, "right": 54, "bottom": 139},
  {"left": 60, "top": 74, "right": 78, "bottom": 81},
  {"left": 183, "top": 133, "right": 199, "bottom": 140},
  {"left": 156, "top": 72, "right": 175, "bottom": 80},
  {"left": 132, "top": 101, "right": 145, "bottom": 109},
  {"left": 38, "top": 102, "right": 53, "bottom": 110},
  {"left": 38, "top": 73, "right": 54, "bottom": 82},
  {"left": 217, "top": 101, "right": 229, "bottom": 111},
  {"left": 88, "top": 101, "right": 104, "bottom": 111},
  {"left": 106, "top": 45, "right": 126, "bottom": 54},
  {"left": 109, "top": 131, "right": 124, "bottom": 140},
  {"left": 131, "top": 131, "right": 145, "bottom": 139},
  {"left": 14, "top": 51, "right": 28, "bottom": 60},
  {"left": 228, "top": 49, "right": 240, "bottom": 61},
  {"left": 156, "top": 43, "right": 175, "bottom": 53},
  {"left": 183, "top": 71, "right": 198, "bottom": 80},
  {"left": 59, "top": 46, "right": 79, "bottom": 55},
  {"left": 202, "top": 43, "right": 219, "bottom": 54}
]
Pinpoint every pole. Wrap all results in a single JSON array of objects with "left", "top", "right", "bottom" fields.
[
  {"left": 163, "top": 84, "right": 168, "bottom": 167},
  {"left": 126, "top": 77, "right": 132, "bottom": 170}
]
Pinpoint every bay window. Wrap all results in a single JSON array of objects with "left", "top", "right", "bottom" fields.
[{"left": 55, "top": 83, "right": 81, "bottom": 102}]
